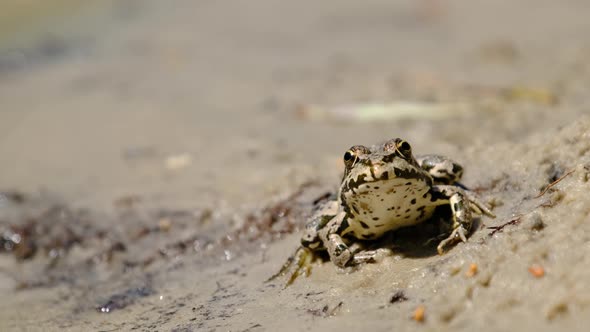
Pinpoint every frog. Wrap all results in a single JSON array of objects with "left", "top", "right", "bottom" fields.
[{"left": 268, "top": 138, "right": 495, "bottom": 286}]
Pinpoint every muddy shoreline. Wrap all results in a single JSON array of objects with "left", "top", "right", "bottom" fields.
[{"left": 2, "top": 1, "right": 590, "bottom": 331}]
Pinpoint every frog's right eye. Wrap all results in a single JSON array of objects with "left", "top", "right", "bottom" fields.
[{"left": 343, "top": 151, "right": 354, "bottom": 162}]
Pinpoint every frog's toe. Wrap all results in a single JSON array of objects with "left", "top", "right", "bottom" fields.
[
  {"left": 464, "top": 191, "right": 496, "bottom": 218},
  {"left": 351, "top": 248, "right": 393, "bottom": 265},
  {"left": 437, "top": 225, "right": 468, "bottom": 255},
  {"left": 470, "top": 202, "right": 495, "bottom": 218},
  {"left": 266, "top": 247, "right": 315, "bottom": 287},
  {"left": 482, "top": 206, "right": 496, "bottom": 218}
]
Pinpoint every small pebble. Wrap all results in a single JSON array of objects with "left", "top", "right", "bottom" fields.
[
  {"left": 413, "top": 305, "right": 425, "bottom": 322},
  {"left": 528, "top": 265, "right": 545, "bottom": 278}
]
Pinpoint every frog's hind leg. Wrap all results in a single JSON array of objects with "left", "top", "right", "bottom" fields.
[
  {"left": 416, "top": 154, "right": 464, "bottom": 184},
  {"left": 266, "top": 247, "right": 315, "bottom": 287},
  {"left": 463, "top": 190, "right": 496, "bottom": 218}
]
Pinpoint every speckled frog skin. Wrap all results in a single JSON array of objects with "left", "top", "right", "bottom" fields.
[{"left": 269, "top": 138, "right": 495, "bottom": 285}]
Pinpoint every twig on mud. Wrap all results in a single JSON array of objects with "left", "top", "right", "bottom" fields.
[
  {"left": 538, "top": 199, "right": 558, "bottom": 208},
  {"left": 307, "top": 301, "right": 343, "bottom": 317},
  {"left": 487, "top": 216, "right": 522, "bottom": 237},
  {"left": 389, "top": 290, "right": 409, "bottom": 304},
  {"left": 534, "top": 169, "right": 575, "bottom": 198}
]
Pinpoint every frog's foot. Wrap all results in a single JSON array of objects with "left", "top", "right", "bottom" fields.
[
  {"left": 423, "top": 233, "right": 447, "bottom": 247},
  {"left": 266, "top": 247, "right": 315, "bottom": 287},
  {"left": 346, "top": 242, "right": 393, "bottom": 264},
  {"left": 437, "top": 225, "right": 468, "bottom": 254},
  {"left": 350, "top": 248, "right": 393, "bottom": 265}
]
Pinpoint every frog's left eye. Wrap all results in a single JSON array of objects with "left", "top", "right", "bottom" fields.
[{"left": 343, "top": 150, "right": 355, "bottom": 162}]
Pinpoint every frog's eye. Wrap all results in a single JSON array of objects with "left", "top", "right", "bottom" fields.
[
  {"left": 343, "top": 150, "right": 355, "bottom": 162},
  {"left": 344, "top": 145, "right": 368, "bottom": 167},
  {"left": 396, "top": 140, "right": 412, "bottom": 156}
]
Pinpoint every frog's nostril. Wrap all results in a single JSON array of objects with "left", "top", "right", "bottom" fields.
[{"left": 371, "top": 164, "right": 380, "bottom": 176}]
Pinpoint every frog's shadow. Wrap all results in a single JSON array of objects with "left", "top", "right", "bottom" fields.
[{"left": 363, "top": 206, "right": 483, "bottom": 259}]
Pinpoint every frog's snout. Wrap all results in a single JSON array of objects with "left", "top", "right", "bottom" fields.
[{"left": 369, "top": 161, "right": 394, "bottom": 180}]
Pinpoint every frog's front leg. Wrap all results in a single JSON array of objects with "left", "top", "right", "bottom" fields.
[
  {"left": 318, "top": 212, "right": 353, "bottom": 268},
  {"left": 318, "top": 217, "right": 394, "bottom": 267},
  {"left": 432, "top": 185, "right": 494, "bottom": 254},
  {"left": 437, "top": 190, "right": 472, "bottom": 254}
]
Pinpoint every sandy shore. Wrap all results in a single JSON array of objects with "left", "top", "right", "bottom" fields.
[{"left": 1, "top": 1, "right": 590, "bottom": 331}]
